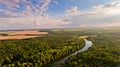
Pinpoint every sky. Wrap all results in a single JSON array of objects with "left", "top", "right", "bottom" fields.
[{"left": 0, "top": 0, "right": 120, "bottom": 30}]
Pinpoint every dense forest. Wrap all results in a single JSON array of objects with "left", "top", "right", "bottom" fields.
[
  {"left": 0, "top": 30, "right": 85, "bottom": 67},
  {"left": 0, "top": 28, "right": 120, "bottom": 67},
  {"left": 57, "top": 28, "right": 120, "bottom": 67}
]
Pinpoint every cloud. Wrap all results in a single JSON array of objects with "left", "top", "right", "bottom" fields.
[
  {"left": 65, "top": 1, "right": 120, "bottom": 27},
  {"left": 37, "top": 0, "right": 51, "bottom": 14},
  {"left": 53, "top": 0, "right": 58, "bottom": 4},
  {"left": 0, "top": 0, "right": 120, "bottom": 30},
  {"left": 0, "top": 0, "right": 71, "bottom": 30},
  {"left": 92, "top": 1, "right": 120, "bottom": 15},
  {"left": 0, "top": 15, "right": 71, "bottom": 30},
  {"left": 66, "top": 1, "right": 120, "bottom": 18},
  {"left": 0, "top": 0, "right": 19, "bottom": 9},
  {"left": 99, "top": 22, "right": 120, "bottom": 27},
  {"left": 65, "top": 6, "right": 81, "bottom": 19},
  {"left": 0, "top": 0, "right": 52, "bottom": 16},
  {"left": 0, "top": 10, "right": 27, "bottom": 17}
]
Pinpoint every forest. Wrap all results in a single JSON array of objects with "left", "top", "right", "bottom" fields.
[
  {"left": 57, "top": 28, "right": 120, "bottom": 67},
  {"left": 0, "top": 30, "right": 85, "bottom": 67},
  {"left": 0, "top": 28, "right": 120, "bottom": 67}
]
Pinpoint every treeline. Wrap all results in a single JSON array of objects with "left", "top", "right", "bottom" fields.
[
  {"left": 0, "top": 32, "right": 84, "bottom": 67},
  {"left": 57, "top": 30, "right": 120, "bottom": 67}
]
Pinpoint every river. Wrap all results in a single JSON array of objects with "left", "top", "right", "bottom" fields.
[{"left": 51, "top": 39, "right": 93, "bottom": 67}]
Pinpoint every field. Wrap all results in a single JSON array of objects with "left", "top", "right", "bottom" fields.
[
  {"left": 8, "top": 30, "right": 48, "bottom": 36},
  {"left": 0, "top": 35, "right": 39, "bottom": 40},
  {"left": 78, "top": 36, "right": 88, "bottom": 39},
  {"left": 0, "top": 28, "right": 120, "bottom": 67},
  {"left": 0, "top": 30, "right": 48, "bottom": 40}
]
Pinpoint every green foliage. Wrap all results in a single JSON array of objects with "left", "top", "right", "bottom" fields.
[
  {"left": 57, "top": 29, "right": 120, "bottom": 67},
  {"left": 1, "top": 28, "right": 120, "bottom": 67},
  {"left": 0, "top": 31, "right": 84, "bottom": 67}
]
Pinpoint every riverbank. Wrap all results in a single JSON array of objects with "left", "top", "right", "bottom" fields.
[{"left": 51, "top": 39, "right": 93, "bottom": 67}]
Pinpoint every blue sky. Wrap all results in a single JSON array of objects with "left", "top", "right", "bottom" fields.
[
  {"left": 48, "top": 0, "right": 119, "bottom": 16},
  {"left": 0, "top": 0, "right": 120, "bottom": 30}
]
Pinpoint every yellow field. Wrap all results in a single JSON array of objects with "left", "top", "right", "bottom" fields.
[
  {"left": 8, "top": 30, "right": 48, "bottom": 35},
  {"left": 0, "top": 30, "right": 48, "bottom": 40},
  {"left": 0, "top": 35, "right": 39, "bottom": 40},
  {"left": 79, "top": 36, "right": 88, "bottom": 39}
]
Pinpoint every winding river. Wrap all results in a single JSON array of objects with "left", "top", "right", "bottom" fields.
[{"left": 51, "top": 39, "right": 93, "bottom": 67}]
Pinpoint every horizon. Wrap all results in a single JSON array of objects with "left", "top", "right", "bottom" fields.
[
  {"left": 0, "top": 0, "right": 120, "bottom": 30},
  {"left": 0, "top": 27, "right": 120, "bottom": 31}
]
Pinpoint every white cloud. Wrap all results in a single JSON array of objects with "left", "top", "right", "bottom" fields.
[
  {"left": 38, "top": 0, "right": 51, "bottom": 14},
  {"left": 0, "top": 0, "right": 71, "bottom": 30},
  {"left": 0, "top": 10, "right": 27, "bottom": 17},
  {"left": 92, "top": 1, "right": 120, "bottom": 15},
  {"left": 0, "top": 15, "right": 71, "bottom": 29},
  {"left": 65, "top": 6, "right": 81, "bottom": 19},
  {"left": 0, "top": 0, "right": 19, "bottom": 9},
  {"left": 99, "top": 22, "right": 120, "bottom": 27},
  {"left": 0, "top": 1, "right": 120, "bottom": 29},
  {"left": 66, "top": 1, "right": 120, "bottom": 18},
  {"left": 0, "top": 0, "right": 52, "bottom": 16},
  {"left": 65, "top": 1, "right": 120, "bottom": 27},
  {"left": 53, "top": 1, "right": 58, "bottom": 4}
]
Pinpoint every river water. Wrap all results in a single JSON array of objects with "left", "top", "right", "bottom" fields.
[{"left": 51, "top": 39, "right": 93, "bottom": 67}]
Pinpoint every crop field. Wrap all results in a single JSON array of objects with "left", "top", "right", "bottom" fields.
[
  {"left": 0, "top": 30, "right": 48, "bottom": 40},
  {"left": 0, "top": 35, "right": 39, "bottom": 40}
]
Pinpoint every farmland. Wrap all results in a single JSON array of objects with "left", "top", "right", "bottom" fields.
[{"left": 0, "top": 30, "right": 48, "bottom": 40}]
